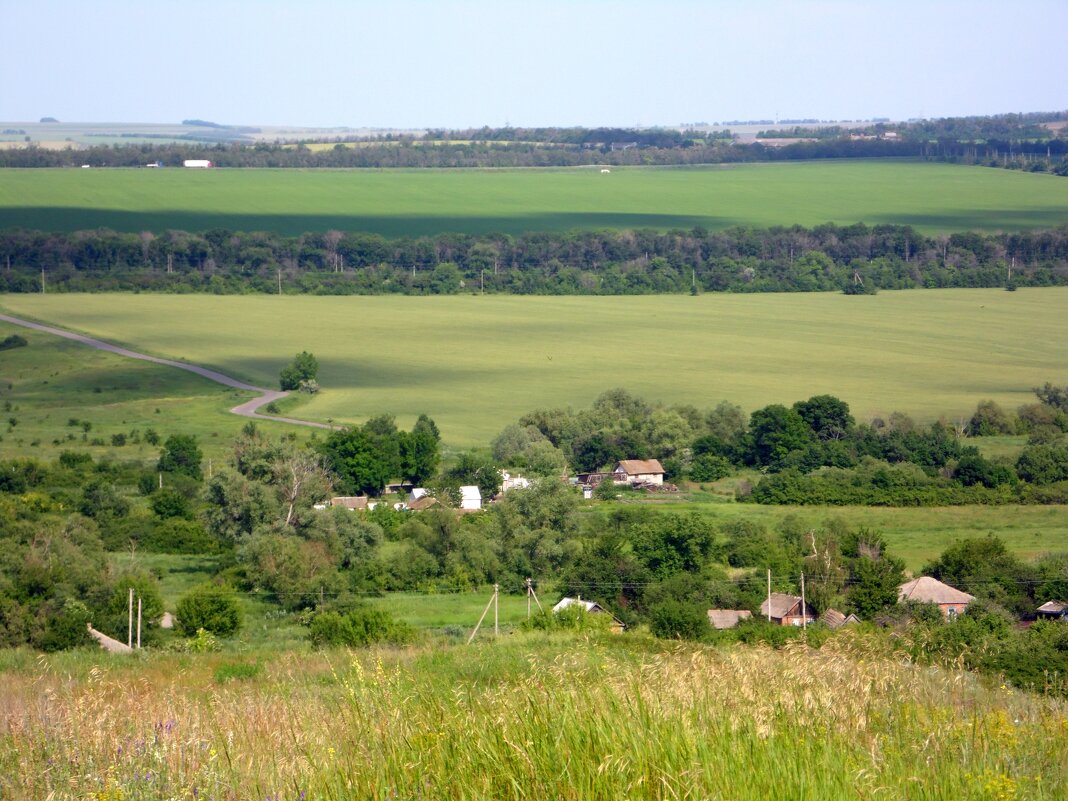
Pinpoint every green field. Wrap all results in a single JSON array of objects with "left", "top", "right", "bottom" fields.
[
  {"left": 0, "top": 319, "right": 310, "bottom": 463},
  {"left": 4, "top": 289, "right": 1067, "bottom": 448},
  {"left": 2, "top": 160, "right": 1067, "bottom": 236}
]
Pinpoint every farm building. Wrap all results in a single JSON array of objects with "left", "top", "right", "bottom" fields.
[
  {"left": 760, "top": 593, "right": 816, "bottom": 626},
  {"left": 553, "top": 597, "right": 625, "bottom": 633},
  {"left": 613, "top": 459, "right": 665, "bottom": 486},
  {"left": 1036, "top": 601, "right": 1068, "bottom": 621},
  {"left": 820, "top": 609, "right": 861, "bottom": 629},
  {"left": 329, "top": 496, "right": 369, "bottom": 511},
  {"left": 459, "top": 485, "right": 482, "bottom": 511},
  {"left": 898, "top": 576, "right": 974, "bottom": 618},
  {"left": 407, "top": 495, "right": 440, "bottom": 511},
  {"left": 707, "top": 609, "right": 752, "bottom": 630}
]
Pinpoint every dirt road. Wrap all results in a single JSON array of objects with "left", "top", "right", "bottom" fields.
[{"left": 0, "top": 312, "right": 334, "bottom": 429}]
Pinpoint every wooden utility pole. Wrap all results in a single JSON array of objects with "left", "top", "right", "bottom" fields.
[
  {"left": 127, "top": 587, "right": 134, "bottom": 648},
  {"left": 766, "top": 569, "right": 772, "bottom": 622},
  {"left": 467, "top": 585, "right": 499, "bottom": 645},
  {"left": 800, "top": 572, "right": 807, "bottom": 631},
  {"left": 494, "top": 583, "right": 499, "bottom": 637}
]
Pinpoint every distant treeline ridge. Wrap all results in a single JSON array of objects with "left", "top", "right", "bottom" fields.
[{"left": 2, "top": 223, "right": 1067, "bottom": 295}]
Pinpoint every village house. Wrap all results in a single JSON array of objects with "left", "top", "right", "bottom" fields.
[
  {"left": 707, "top": 609, "right": 752, "bottom": 630},
  {"left": 760, "top": 593, "right": 816, "bottom": 626},
  {"left": 613, "top": 459, "right": 666, "bottom": 487},
  {"left": 1036, "top": 600, "right": 1068, "bottom": 621},
  {"left": 553, "top": 597, "right": 626, "bottom": 633},
  {"left": 898, "top": 576, "right": 975, "bottom": 618}
]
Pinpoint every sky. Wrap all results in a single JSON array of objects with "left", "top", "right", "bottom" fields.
[{"left": 2, "top": 0, "right": 1066, "bottom": 129}]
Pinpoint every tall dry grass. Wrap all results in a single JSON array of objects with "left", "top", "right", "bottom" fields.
[{"left": 1, "top": 632, "right": 1065, "bottom": 800}]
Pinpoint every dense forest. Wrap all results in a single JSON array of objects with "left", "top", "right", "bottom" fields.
[{"left": 3, "top": 222, "right": 1067, "bottom": 295}]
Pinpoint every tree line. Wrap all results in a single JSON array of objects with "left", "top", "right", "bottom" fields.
[{"left": 3, "top": 222, "right": 1068, "bottom": 295}]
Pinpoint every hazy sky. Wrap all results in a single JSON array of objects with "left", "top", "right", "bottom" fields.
[{"left": 3, "top": 0, "right": 1066, "bottom": 128}]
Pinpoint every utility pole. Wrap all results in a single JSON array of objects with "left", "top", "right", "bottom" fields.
[
  {"left": 800, "top": 572, "right": 807, "bottom": 631},
  {"left": 277, "top": 269, "right": 282, "bottom": 296},
  {"left": 127, "top": 587, "right": 134, "bottom": 648},
  {"left": 766, "top": 569, "right": 772, "bottom": 622},
  {"left": 480, "top": 269, "right": 484, "bottom": 294},
  {"left": 527, "top": 578, "right": 531, "bottom": 619},
  {"left": 467, "top": 585, "right": 500, "bottom": 645},
  {"left": 494, "top": 583, "right": 499, "bottom": 637}
]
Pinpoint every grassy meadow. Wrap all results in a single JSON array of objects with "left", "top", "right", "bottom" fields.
[
  {"left": 4, "top": 288, "right": 1066, "bottom": 448},
  {"left": 2, "top": 160, "right": 1068, "bottom": 236},
  {"left": 2, "top": 634, "right": 1066, "bottom": 800},
  {"left": 0, "top": 320, "right": 311, "bottom": 463}
]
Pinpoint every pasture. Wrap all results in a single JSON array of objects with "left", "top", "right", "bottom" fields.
[
  {"left": 2, "top": 635, "right": 1066, "bottom": 800},
  {"left": 3, "top": 288, "right": 1066, "bottom": 448},
  {"left": 1, "top": 160, "right": 1067, "bottom": 236}
]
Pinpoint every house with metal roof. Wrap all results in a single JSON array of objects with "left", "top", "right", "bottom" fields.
[
  {"left": 898, "top": 576, "right": 975, "bottom": 618},
  {"left": 760, "top": 593, "right": 816, "bottom": 626}
]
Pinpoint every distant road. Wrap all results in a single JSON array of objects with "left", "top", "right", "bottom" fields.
[{"left": 0, "top": 312, "right": 334, "bottom": 429}]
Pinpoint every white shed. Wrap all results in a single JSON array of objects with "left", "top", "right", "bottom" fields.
[{"left": 459, "top": 485, "right": 482, "bottom": 510}]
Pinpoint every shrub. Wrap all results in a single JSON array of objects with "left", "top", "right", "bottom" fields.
[
  {"left": 0, "top": 334, "right": 27, "bottom": 351},
  {"left": 175, "top": 584, "right": 242, "bottom": 637},
  {"left": 648, "top": 599, "right": 709, "bottom": 641},
  {"left": 308, "top": 608, "right": 415, "bottom": 648}
]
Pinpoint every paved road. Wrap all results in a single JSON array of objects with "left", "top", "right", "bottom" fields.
[{"left": 0, "top": 312, "right": 334, "bottom": 430}]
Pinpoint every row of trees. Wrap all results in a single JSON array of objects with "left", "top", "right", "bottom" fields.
[
  {"left": 498, "top": 386, "right": 1068, "bottom": 505},
  {"left": 3, "top": 223, "right": 1068, "bottom": 295}
]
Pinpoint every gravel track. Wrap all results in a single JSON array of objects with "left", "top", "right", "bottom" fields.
[{"left": 0, "top": 312, "right": 334, "bottom": 429}]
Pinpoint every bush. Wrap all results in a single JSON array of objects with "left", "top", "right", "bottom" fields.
[
  {"left": 308, "top": 608, "right": 415, "bottom": 648},
  {"left": 648, "top": 599, "right": 709, "bottom": 641},
  {"left": 279, "top": 351, "right": 319, "bottom": 391},
  {"left": 521, "top": 606, "right": 614, "bottom": 633},
  {"left": 175, "top": 584, "right": 242, "bottom": 637},
  {"left": 0, "top": 334, "right": 27, "bottom": 351}
]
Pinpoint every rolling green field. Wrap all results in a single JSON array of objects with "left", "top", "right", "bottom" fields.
[
  {"left": 2, "top": 160, "right": 1067, "bottom": 236},
  {"left": 0, "top": 319, "right": 310, "bottom": 463},
  {"left": 4, "top": 289, "right": 1067, "bottom": 448}
]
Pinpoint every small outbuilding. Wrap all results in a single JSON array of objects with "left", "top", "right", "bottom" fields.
[
  {"left": 553, "top": 596, "right": 626, "bottom": 632},
  {"left": 707, "top": 609, "right": 752, "bottom": 630},
  {"left": 1036, "top": 600, "right": 1068, "bottom": 621},
  {"left": 459, "top": 485, "right": 482, "bottom": 511},
  {"left": 760, "top": 593, "right": 816, "bottom": 626},
  {"left": 330, "top": 496, "right": 369, "bottom": 511},
  {"left": 820, "top": 608, "right": 861, "bottom": 629},
  {"left": 898, "top": 576, "right": 975, "bottom": 619}
]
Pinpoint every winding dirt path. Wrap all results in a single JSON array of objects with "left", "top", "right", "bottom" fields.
[{"left": 0, "top": 312, "right": 334, "bottom": 430}]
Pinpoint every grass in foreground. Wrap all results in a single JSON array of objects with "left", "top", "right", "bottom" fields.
[
  {"left": 2, "top": 160, "right": 1067, "bottom": 235},
  {"left": 5, "top": 288, "right": 1067, "bottom": 447},
  {"left": 0, "top": 633, "right": 1065, "bottom": 800}
]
